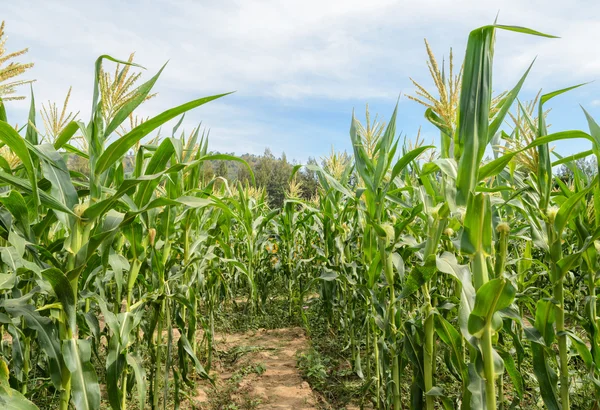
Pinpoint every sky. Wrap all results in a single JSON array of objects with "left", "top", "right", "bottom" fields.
[{"left": 3, "top": 0, "right": 600, "bottom": 163}]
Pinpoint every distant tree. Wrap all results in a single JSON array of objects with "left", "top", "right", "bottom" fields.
[
  {"left": 190, "top": 148, "right": 320, "bottom": 208},
  {"left": 557, "top": 156, "right": 598, "bottom": 182},
  {"left": 216, "top": 160, "right": 228, "bottom": 179},
  {"left": 68, "top": 155, "right": 90, "bottom": 181},
  {"left": 255, "top": 148, "right": 275, "bottom": 188},
  {"left": 264, "top": 152, "right": 292, "bottom": 208},
  {"left": 201, "top": 161, "right": 214, "bottom": 184},
  {"left": 296, "top": 157, "right": 319, "bottom": 200}
]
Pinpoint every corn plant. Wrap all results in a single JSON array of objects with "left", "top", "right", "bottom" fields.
[{"left": 2, "top": 17, "right": 600, "bottom": 410}]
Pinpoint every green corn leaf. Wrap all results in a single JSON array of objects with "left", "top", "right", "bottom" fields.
[
  {"left": 534, "top": 299, "right": 556, "bottom": 347},
  {"left": 103, "top": 310, "right": 142, "bottom": 410},
  {"left": 90, "top": 55, "right": 144, "bottom": 127},
  {"left": 403, "top": 321, "right": 425, "bottom": 384},
  {"left": 95, "top": 92, "right": 231, "bottom": 175},
  {"left": 3, "top": 325, "right": 22, "bottom": 385},
  {"left": 390, "top": 145, "right": 434, "bottom": 183},
  {"left": 0, "top": 155, "right": 11, "bottom": 173},
  {"left": 487, "top": 59, "right": 535, "bottom": 142},
  {"left": 467, "top": 363, "right": 485, "bottom": 409},
  {"left": 0, "top": 273, "right": 15, "bottom": 290},
  {"left": 434, "top": 313, "right": 465, "bottom": 376},
  {"left": 178, "top": 333, "right": 210, "bottom": 380},
  {"left": 456, "top": 24, "right": 554, "bottom": 205},
  {"left": 108, "top": 251, "right": 130, "bottom": 299},
  {"left": 480, "top": 130, "right": 595, "bottom": 182},
  {"left": 461, "top": 193, "right": 492, "bottom": 255},
  {"left": 554, "top": 183, "right": 594, "bottom": 235},
  {"left": 68, "top": 212, "right": 125, "bottom": 280},
  {"left": 2, "top": 301, "right": 63, "bottom": 389},
  {"left": 0, "top": 121, "right": 39, "bottom": 209},
  {"left": 104, "top": 62, "right": 167, "bottom": 137},
  {"left": 196, "top": 154, "right": 255, "bottom": 184},
  {"left": 468, "top": 278, "right": 516, "bottom": 338},
  {"left": 83, "top": 169, "right": 189, "bottom": 220},
  {"left": 0, "top": 170, "right": 76, "bottom": 216},
  {"left": 63, "top": 142, "right": 89, "bottom": 160},
  {"left": 37, "top": 144, "right": 79, "bottom": 225},
  {"left": 582, "top": 107, "right": 600, "bottom": 149},
  {"left": 62, "top": 339, "right": 101, "bottom": 410},
  {"left": 123, "top": 223, "right": 144, "bottom": 261},
  {"left": 25, "top": 87, "right": 38, "bottom": 145},
  {"left": 41, "top": 268, "right": 76, "bottom": 334},
  {"left": 133, "top": 137, "right": 176, "bottom": 207},
  {"left": 373, "top": 103, "right": 397, "bottom": 187},
  {"left": 349, "top": 111, "right": 375, "bottom": 192},
  {"left": 455, "top": 26, "right": 495, "bottom": 205},
  {"left": 560, "top": 330, "right": 593, "bottom": 369},
  {"left": 490, "top": 25, "right": 557, "bottom": 38},
  {"left": 106, "top": 339, "right": 125, "bottom": 409},
  {"left": 424, "top": 108, "right": 452, "bottom": 142},
  {"left": 537, "top": 83, "right": 588, "bottom": 210},
  {"left": 0, "top": 359, "right": 38, "bottom": 409},
  {"left": 478, "top": 152, "right": 518, "bottom": 181},
  {"left": 0, "top": 97, "right": 7, "bottom": 122},
  {"left": 319, "top": 270, "right": 339, "bottom": 281},
  {"left": 432, "top": 158, "right": 458, "bottom": 180},
  {"left": 53, "top": 121, "right": 80, "bottom": 149},
  {"left": 498, "top": 349, "right": 524, "bottom": 399},
  {"left": 532, "top": 299, "right": 560, "bottom": 410},
  {"left": 399, "top": 255, "right": 437, "bottom": 299},
  {"left": 436, "top": 252, "right": 476, "bottom": 341},
  {"left": 304, "top": 164, "right": 354, "bottom": 198},
  {"left": 552, "top": 149, "right": 594, "bottom": 167},
  {"left": 125, "top": 353, "right": 147, "bottom": 409},
  {"left": 367, "top": 253, "right": 381, "bottom": 288},
  {"left": 0, "top": 191, "right": 32, "bottom": 240}
]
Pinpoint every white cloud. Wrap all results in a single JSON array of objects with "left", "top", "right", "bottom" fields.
[
  {"left": 2, "top": 0, "right": 600, "bottom": 158},
  {"left": 8, "top": 0, "right": 599, "bottom": 101}
]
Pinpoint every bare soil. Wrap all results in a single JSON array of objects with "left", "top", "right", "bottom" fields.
[{"left": 193, "top": 327, "right": 318, "bottom": 409}]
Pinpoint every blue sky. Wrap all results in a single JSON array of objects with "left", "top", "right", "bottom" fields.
[{"left": 4, "top": 0, "right": 600, "bottom": 163}]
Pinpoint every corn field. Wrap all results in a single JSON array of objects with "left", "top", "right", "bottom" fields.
[{"left": 1, "top": 19, "right": 600, "bottom": 410}]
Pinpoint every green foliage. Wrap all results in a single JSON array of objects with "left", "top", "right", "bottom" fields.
[
  {"left": 0, "top": 18, "right": 599, "bottom": 410},
  {"left": 297, "top": 349, "right": 328, "bottom": 388}
]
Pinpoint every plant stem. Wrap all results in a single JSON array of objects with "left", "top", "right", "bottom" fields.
[
  {"left": 153, "top": 302, "right": 164, "bottom": 410},
  {"left": 208, "top": 298, "right": 214, "bottom": 372},
  {"left": 373, "top": 312, "right": 381, "bottom": 410},
  {"left": 473, "top": 249, "right": 496, "bottom": 407},
  {"left": 481, "top": 326, "right": 497, "bottom": 409},
  {"left": 472, "top": 251, "right": 488, "bottom": 291},
  {"left": 379, "top": 237, "right": 401, "bottom": 409},
  {"left": 422, "top": 216, "right": 445, "bottom": 409},
  {"left": 498, "top": 372, "right": 504, "bottom": 410},
  {"left": 423, "top": 291, "right": 434, "bottom": 410},
  {"left": 121, "top": 371, "right": 128, "bottom": 410},
  {"left": 59, "top": 219, "right": 89, "bottom": 410},
  {"left": 548, "top": 222, "right": 569, "bottom": 410},
  {"left": 555, "top": 280, "right": 570, "bottom": 410},
  {"left": 59, "top": 322, "right": 73, "bottom": 410}
]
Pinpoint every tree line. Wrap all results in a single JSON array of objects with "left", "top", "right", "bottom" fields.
[{"left": 68, "top": 147, "right": 321, "bottom": 208}]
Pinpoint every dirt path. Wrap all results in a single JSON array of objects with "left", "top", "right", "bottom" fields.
[{"left": 194, "top": 327, "right": 318, "bottom": 409}]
